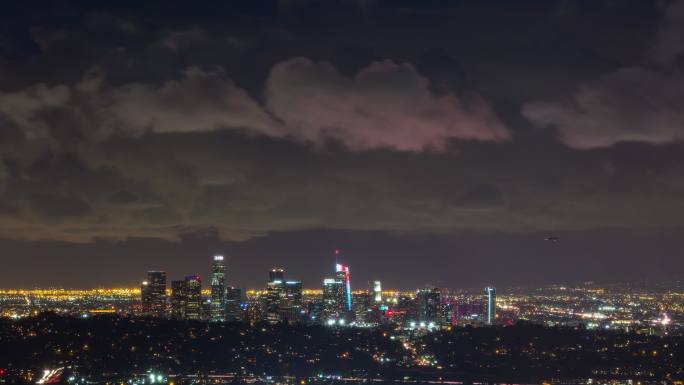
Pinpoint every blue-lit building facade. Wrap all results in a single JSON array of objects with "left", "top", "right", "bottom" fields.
[{"left": 486, "top": 286, "right": 496, "bottom": 325}]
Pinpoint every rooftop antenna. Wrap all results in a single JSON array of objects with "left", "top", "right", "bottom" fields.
[{"left": 334, "top": 248, "right": 340, "bottom": 265}]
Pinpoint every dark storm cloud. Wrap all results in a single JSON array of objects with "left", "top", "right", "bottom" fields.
[
  {"left": 4, "top": 129, "right": 684, "bottom": 243},
  {"left": 652, "top": 0, "right": 684, "bottom": 64},
  {"left": 26, "top": 192, "right": 91, "bottom": 221},
  {"left": 523, "top": 0, "right": 684, "bottom": 149},
  {"left": 523, "top": 67, "right": 684, "bottom": 148},
  {"left": 107, "top": 190, "right": 139, "bottom": 204},
  {"left": 1, "top": 0, "right": 684, "bottom": 286},
  {"left": 0, "top": 66, "right": 277, "bottom": 140},
  {"left": 0, "top": 59, "right": 509, "bottom": 150}
]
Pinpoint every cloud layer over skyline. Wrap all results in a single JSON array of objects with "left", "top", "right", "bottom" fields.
[
  {"left": 1, "top": 58, "right": 509, "bottom": 151},
  {"left": 1, "top": 0, "right": 684, "bottom": 286}
]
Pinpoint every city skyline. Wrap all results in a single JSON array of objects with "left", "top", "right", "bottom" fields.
[
  {"left": 5, "top": 242, "right": 683, "bottom": 291},
  {"left": 4, "top": 228, "right": 684, "bottom": 289},
  {"left": 2, "top": 250, "right": 681, "bottom": 383},
  {"left": 3, "top": 1, "right": 684, "bottom": 383}
]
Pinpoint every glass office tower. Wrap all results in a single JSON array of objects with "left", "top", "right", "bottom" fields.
[
  {"left": 141, "top": 271, "right": 166, "bottom": 317},
  {"left": 184, "top": 275, "right": 202, "bottom": 320},
  {"left": 210, "top": 255, "right": 226, "bottom": 322},
  {"left": 486, "top": 286, "right": 496, "bottom": 325}
]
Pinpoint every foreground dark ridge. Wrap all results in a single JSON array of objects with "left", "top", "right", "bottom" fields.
[{"left": 1, "top": 313, "right": 683, "bottom": 384}]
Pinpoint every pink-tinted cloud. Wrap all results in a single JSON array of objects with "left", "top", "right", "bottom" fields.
[
  {"left": 0, "top": 59, "right": 509, "bottom": 152},
  {"left": 265, "top": 58, "right": 510, "bottom": 151}
]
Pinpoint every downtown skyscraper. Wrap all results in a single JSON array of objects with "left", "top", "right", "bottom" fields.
[
  {"left": 225, "top": 286, "right": 243, "bottom": 321},
  {"left": 322, "top": 277, "right": 344, "bottom": 322},
  {"left": 373, "top": 280, "right": 382, "bottom": 303},
  {"left": 416, "top": 287, "right": 442, "bottom": 327},
  {"left": 265, "top": 268, "right": 285, "bottom": 323},
  {"left": 170, "top": 280, "right": 186, "bottom": 319},
  {"left": 486, "top": 286, "right": 496, "bottom": 325},
  {"left": 185, "top": 275, "right": 203, "bottom": 320},
  {"left": 141, "top": 271, "right": 166, "bottom": 317},
  {"left": 335, "top": 263, "right": 352, "bottom": 312},
  {"left": 169, "top": 275, "right": 202, "bottom": 320},
  {"left": 265, "top": 268, "right": 303, "bottom": 324},
  {"left": 210, "top": 255, "right": 226, "bottom": 322},
  {"left": 322, "top": 259, "right": 353, "bottom": 324}
]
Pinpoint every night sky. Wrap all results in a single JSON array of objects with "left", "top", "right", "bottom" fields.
[{"left": 1, "top": 0, "right": 684, "bottom": 289}]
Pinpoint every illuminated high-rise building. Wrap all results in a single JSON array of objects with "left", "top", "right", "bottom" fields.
[
  {"left": 170, "top": 280, "right": 186, "bottom": 319},
  {"left": 141, "top": 280, "right": 150, "bottom": 314},
  {"left": 282, "top": 280, "right": 303, "bottom": 322},
  {"left": 226, "top": 286, "right": 243, "bottom": 321},
  {"left": 210, "top": 255, "right": 226, "bottom": 322},
  {"left": 184, "top": 275, "right": 202, "bottom": 320},
  {"left": 141, "top": 271, "right": 166, "bottom": 317},
  {"left": 335, "top": 263, "right": 352, "bottom": 312},
  {"left": 141, "top": 281, "right": 149, "bottom": 309},
  {"left": 322, "top": 277, "right": 344, "bottom": 321},
  {"left": 373, "top": 280, "right": 382, "bottom": 303},
  {"left": 416, "top": 287, "right": 442, "bottom": 327},
  {"left": 265, "top": 268, "right": 286, "bottom": 323},
  {"left": 321, "top": 260, "right": 352, "bottom": 324},
  {"left": 265, "top": 268, "right": 302, "bottom": 323},
  {"left": 353, "top": 291, "right": 371, "bottom": 322},
  {"left": 269, "top": 268, "right": 284, "bottom": 283},
  {"left": 486, "top": 286, "right": 496, "bottom": 325}
]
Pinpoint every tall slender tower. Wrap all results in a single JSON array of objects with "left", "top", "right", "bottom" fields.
[
  {"left": 486, "top": 286, "right": 496, "bottom": 325},
  {"left": 210, "top": 255, "right": 226, "bottom": 322},
  {"left": 335, "top": 263, "right": 352, "bottom": 312},
  {"left": 266, "top": 268, "right": 286, "bottom": 323},
  {"left": 373, "top": 280, "right": 382, "bottom": 303}
]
